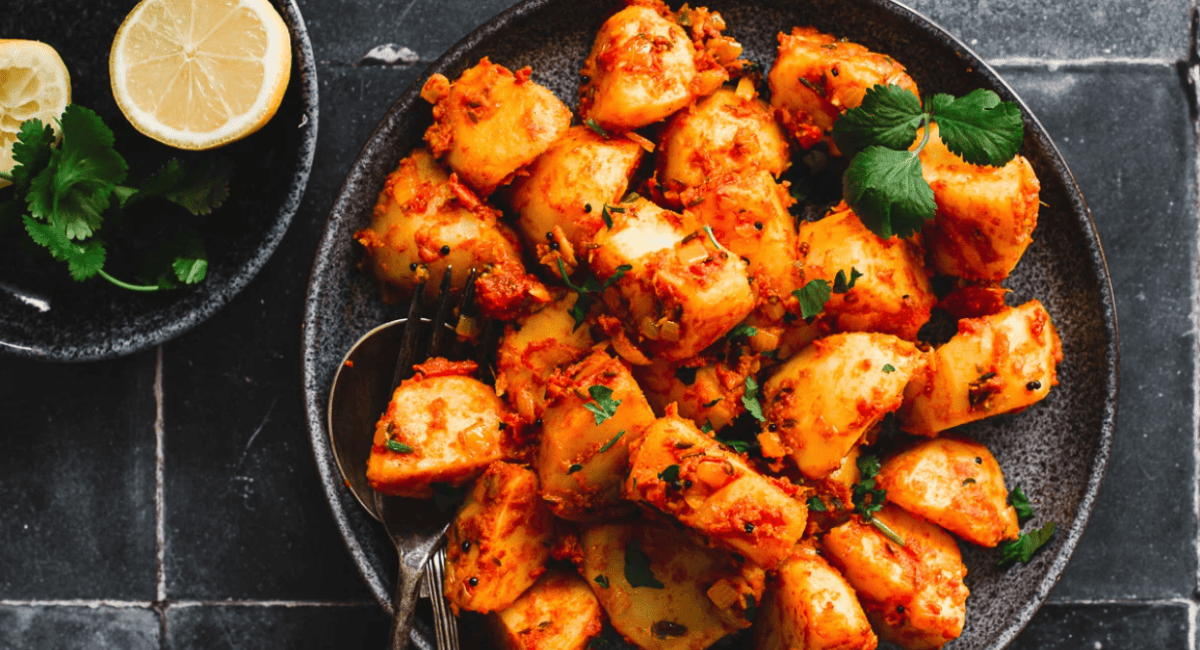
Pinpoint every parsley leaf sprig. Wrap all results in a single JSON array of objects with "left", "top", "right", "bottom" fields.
[
  {"left": 832, "top": 84, "right": 1023, "bottom": 239},
  {"left": 1, "top": 105, "right": 231, "bottom": 291}
]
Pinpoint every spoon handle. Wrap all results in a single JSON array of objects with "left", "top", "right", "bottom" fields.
[{"left": 388, "top": 559, "right": 425, "bottom": 650}]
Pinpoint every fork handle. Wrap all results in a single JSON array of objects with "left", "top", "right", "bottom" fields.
[{"left": 388, "top": 560, "right": 425, "bottom": 650}]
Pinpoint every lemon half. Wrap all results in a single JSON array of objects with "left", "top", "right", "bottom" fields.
[
  {"left": 109, "top": 0, "right": 292, "bottom": 150},
  {"left": 0, "top": 39, "right": 71, "bottom": 185}
]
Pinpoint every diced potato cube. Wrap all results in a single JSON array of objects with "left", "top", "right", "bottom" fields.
[
  {"left": 754, "top": 545, "right": 877, "bottom": 650},
  {"left": 797, "top": 204, "right": 935, "bottom": 341},
  {"left": 769, "top": 27, "right": 919, "bottom": 150},
  {"left": 422, "top": 57, "right": 571, "bottom": 196},
  {"left": 579, "top": 522, "right": 764, "bottom": 650},
  {"left": 762, "top": 332, "right": 928, "bottom": 479},
  {"left": 918, "top": 124, "right": 1041, "bottom": 281},
  {"left": 354, "top": 148, "right": 546, "bottom": 318},
  {"left": 589, "top": 197, "right": 696, "bottom": 279},
  {"left": 366, "top": 359, "right": 511, "bottom": 497},
  {"left": 877, "top": 437, "right": 1019, "bottom": 547},
  {"left": 625, "top": 413, "right": 808, "bottom": 569},
  {"left": 580, "top": 4, "right": 726, "bottom": 132},
  {"left": 508, "top": 124, "right": 645, "bottom": 257},
  {"left": 633, "top": 352, "right": 759, "bottom": 433},
  {"left": 496, "top": 290, "right": 596, "bottom": 424},
  {"left": 658, "top": 87, "right": 791, "bottom": 194},
  {"left": 900, "top": 300, "right": 1063, "bottom": 436},
  {"left": 445, "top": 462, "right": 555, "bottom": 613},
  {"left": 489, "top": 569, "right": 604, "bottom": 650},
  {"left": 822, "top": 506, "right": 969, "bottom": 650},
  {"left": 537, "top": 351, "right": 656, "bottom": 522}
]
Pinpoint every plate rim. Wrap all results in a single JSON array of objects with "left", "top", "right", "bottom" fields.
[
  {"left": 0, "top": 0, "right": 319, "bottom": 363},
  {"left": 301, "top": 0, "right": 1120, "bottom": 647}
]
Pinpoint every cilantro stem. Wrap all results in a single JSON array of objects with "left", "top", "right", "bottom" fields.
[
  {"left": 871, "top": 518, "right": 907, "bottom": 547},
  {"left": 98, "top": 269, "right": 161, "bottom": 292},
  {"left": 910, "top": 117, "right": 933, "bottom": 158}
]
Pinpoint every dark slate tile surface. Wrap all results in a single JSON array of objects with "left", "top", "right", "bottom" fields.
[
  {"left": 905, "top": 0, "right": 1191, "bottom": 61},
  {"left": 1010, "top": 602, "right": 1192, "bottom": 649},
  {"left": 166, "top": 605, "right": 388, "bottom": 648},
  {"left": 0, "top": 606, "right": 159, "bottom": 650},
  {"left": 0, "top": 354, "right": 157, "bottom": 600},
  {"left": 1000, "top": 65, "right": 1196, "bottom": 600}
]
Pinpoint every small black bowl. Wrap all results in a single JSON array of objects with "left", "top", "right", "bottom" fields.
[
  {"left": 302, "top": 1, "right": 1118, "bottom": 648},
  {"left": 0, "top": 0, "right": 318, "bottom": 361}
]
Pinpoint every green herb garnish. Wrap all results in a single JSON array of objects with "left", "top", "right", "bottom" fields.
[
  {"left": 882, "top": 364, "right": 896, "bottom": 373},
  {"left": 1009, "top": 484, "right": 1035, "bottom": 521},
  {"left": 594, "top": 574, "right": 610, "bottom": 588},
  {"left": 741, "top": 376, "right": 765, "bottom": 422},
  {"left": 584, "top": 385, "right": 622, "bottom": 425},
  {"left": 599, "top": 430, "right": 625, "bottom": 453},
  {"left": 624, "top": 538, "right": 664, "bottom": 589},
  {"left": 998, "top": 521, "right": 1056, "bottom": 565},
  {"left": 807, "top": 496, "right": 828, "bottom": 512},
  {"left": 385, "top": 440, "right": 413, "bottom": 454}
]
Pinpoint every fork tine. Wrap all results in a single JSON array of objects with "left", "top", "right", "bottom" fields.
[
  {"left": 449, "top": 267, "right": 480, "bottom": 360},
  {"left": 478, "top": 319, "right": 502, "bottom": 384},
  {"left": 391, "top": 279, "right": 426, "bottom": 391},
  {"left": 428, "top": 266, "right": 456, "bottom": 356}
]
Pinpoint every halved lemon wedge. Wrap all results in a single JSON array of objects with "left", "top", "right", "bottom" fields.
[
  {"left": 0, "top": 39, "right": 71, "bottom": 185},
  {"left": 109, "top": 0, "right": 292, "bottom": 150}
]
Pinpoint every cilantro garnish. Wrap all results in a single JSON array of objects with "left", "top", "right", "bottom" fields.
[
  {"left": 584, "top": 385, "right": 622, "bottom": 424},
  {"left": 807, "top": 496, "right": 828, "bottom": 512},
  {"left": 882, "top": 364, "right": 896, "bottom": 374},
  {"left": 657, "top": 465, "right": 681, "bottom": 484},
  {"left": 585, "top": 118, "right": 610, "bottom": 139},
  {"left": 599, "top": 430, "right": 625, "bottom": 453},
  {"left": 624, "top": 538, "right": 664, "bottom": 589},
  {"left": 702, "top": 224, "right": 728, "bottom": 253},
  {"left": 714, "top": 435, "right": 757, "bottom": 454},
  {"left": 832, "top": 267, "right": 862, "bottom": 293},
  {"left": 600, "top": 203, "right": 625, "bottom": 229},
  {"left": 1009, "top": 484, "right": 1035, "bottom": 521},
  {"left": 700, "top": 420, "right": 714, "bottom": 434},
  {"left": 2, "top": 105, "right": 231, "bottom": 291},
  {"left": 998, "top": 521, "right": 1056, "bottom": 566},
  {"left": 385, "top": 440, "right": 413, "bottom": 454},
  {"left": 568, "top": 463, "right": 584, "bottom": 474},
  {"left": 851, "top": 453, "right": 906, "bottom": 546},
  {"left": 727, "top": 323, "right": 758, "bottom": 340},
  {"left": 701, "top": 397, "right": 722, "bottom": 408},
  {"left": 741, "top": 376, "right": 765, "bottom": 422},
  {"left": 832, "top": 84, "right": 1023, "bottom": 239},
  {"left": 793, "top": 279, "right": 832, "bottom": 319},
  {"left": 556, "top": 258, "right": 630, "bottom": 330},
  {"left": 594, "top": 574, "right": 610, "bottom": 588}
]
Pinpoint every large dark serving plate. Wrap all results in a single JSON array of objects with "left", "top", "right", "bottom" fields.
[
  {"left": 302, "top": 0, "right": 1118, "bottom": 648},
  {"left": 1, "top": 0, "right": 317, "bottom": 362}
]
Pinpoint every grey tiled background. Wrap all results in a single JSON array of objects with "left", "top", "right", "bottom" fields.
[{"left": 1, "top": 0, "right": 1197, "bottom": 648}]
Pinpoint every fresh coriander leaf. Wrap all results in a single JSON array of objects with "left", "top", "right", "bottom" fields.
[
  {"left": 556, "top": 257, "right": 587, "bottom": 293},
  {"left": 23, "top": 215, "right": 73, "bottom": 261},
  {"left": 929, "top": 89, "right": 1024, "bottom": 167},
  {"left": 851, "top": 455, "right": 886, "bottom": 521},
  {"left": 119, "top": 158, "right": 232, "bottom": 215},
  {"left": 585, "top": 118, "right": 610, "bottom": 139},
  {"left": 728, "top": 323, "right": 758, "bottom": 339},
  {"left": 599, "top": 430, "right": 625, "bottom": 453},
  {"left": 742, "top": 376, "right": 765, "bottom": 422},
  {"left": 807, "top": 496, "right": 828, "bottom": 512},
  {"left": 701, "top": 397, "right": 722, "bottom": 408},
  {"left": 715, "top": 436, "right": 755, "bottom": 453},
  {"left": 1009, "top": 484, "right": 1035, "bottom": 521},
  {"left": 27, "top": 105, "right": 128, "bottom": 241},
  {"left": 585, "top": 385, "right": 622, "bottom": 425},
  {"left": 9, "top": 118, "right": 56, "bottom": 190},
  {"left": 882, "top": 364, "right": 896, "bottom": 373},
  {"left": 998, "top": 521, "right": 1056, "bottom": 566},
  {"left": 674, "top": 366, "right": 698, "bottom": 386},
  {"left": 624, "top": 538, "right": 664, "bottom": 589},
  {"left": 832, "top": 267, "right": 863, "bottom": 294},
  {"left": 658, "top": 465, "right": 681, "bottom": 484},
  {"left": 832, "top": 84, "right": 924, "bottom": 157},
  {"left": 760, "top": 348, "right": 781, "bottom": 361},
  {"left": 700, "top": 420, "right": 714, "bottom": 434},
  {"left": 743, "top": 594, "right": 756, "bottom": 623},
  {"left": 600, "top": 203, "right": 625, "bottom": 230},
  {"left": 601, "top": 264, "right": 632, "bottom": 289},
  {"left": 842, "top": 146, "right": 936, "bottom": 239},
  {"left": 568, "top": 463, "right": 584, "bottom": 474},
  {"left": 386, "top": 440, "right": 413, "bottom": 454},
  {"left": 171, "top": 234, "right": 208, "bottom": 285},
  {"left": 67, "top": 239, "right": 106, "bottom": 281},
  {"left": 594, "top": 574, "right": 610, "bottom": 588},
  {"left": 792, "top": 279, "right": 832, "bottom": 319},
  {"left": 857, "top": 454, "right": 882, "bottom": 479}
]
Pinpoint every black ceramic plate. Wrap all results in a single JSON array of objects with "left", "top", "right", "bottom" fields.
[
  {"left": 302, "top": 0, "right": 1118, "bottom": 648},
  {"left": 0, "top": 0, "right": 317, "bottom": 362}
]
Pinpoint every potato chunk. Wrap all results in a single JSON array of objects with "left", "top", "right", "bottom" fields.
[
  {"left": 489, "top": 569, "right": 603, "bottom": 650},
  {"left": 762, "top": 333, "right": 928, "bottom": 479},
  {"left": 822, "top": 506, "right": 968, "bottom": 650},
  {"left": 354, "top": 148, "right": 547, "bottom": 319},
  {"left": 579, "top": 522, "right": 764, "bottom": 650},
  {"left": 421, "top": 57, "right": 571, "bottom": 196},
  {"left": 508, "top": 125, "right": 645, "bottom": 258},
  {"left": 537, "top": 351, "right": 656, "bottom": 522},
  {"left": 877, "top": 437, "right": 1019, "bottom": 547},
  {"left": 918, "top": 124, "right": 1041, "bottom": 281},
  {"left": 496, "top": 290, "right": 596, "bottom": 424},
  {"left": 590, "top": 198, "right": 755, "bottom": 362},
  {"left": 633, "top": 352, "right": 759, "bottom": 433},
  {"left": 580, "top": 4, "right": 727, "bottom": 131},
  {"left": 754, "top": 545, "right": 877, "bottom": 650},
  {"left": 657, "top": 87, "right": 791, "bottom": 195},
  {"left": 769, "top": 27, "right": 919, "bottom": 150},
  {"left": 445, "top": 462, "right": 555, "bottom": 614},
  {"left": 366, "top": 359, "right": 511, "bottom": 497},
  {"left": 900, "top": 300, "right": 1063, "bottom": 436},
  {"left": 625, "top": 413, "right": 807, "bottom": 569},
  {"left": 797, "top": 204, "right": 935, "bottom": 340}
]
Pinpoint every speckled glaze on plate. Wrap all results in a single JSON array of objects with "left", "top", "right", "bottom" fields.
[
  {"left": 302, "top": 0, "right": 1118, "bottom": 647},
  {"left": 0, "top": 0, "right": 317, "bottom": 362}
]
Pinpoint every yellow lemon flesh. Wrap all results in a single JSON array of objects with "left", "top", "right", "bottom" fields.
[
  {"left": 0, "top": 39, "right": 71, "bottom": 187},
  {"left": 109, "top": 0, "right": 292, "bottom": 150}
]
